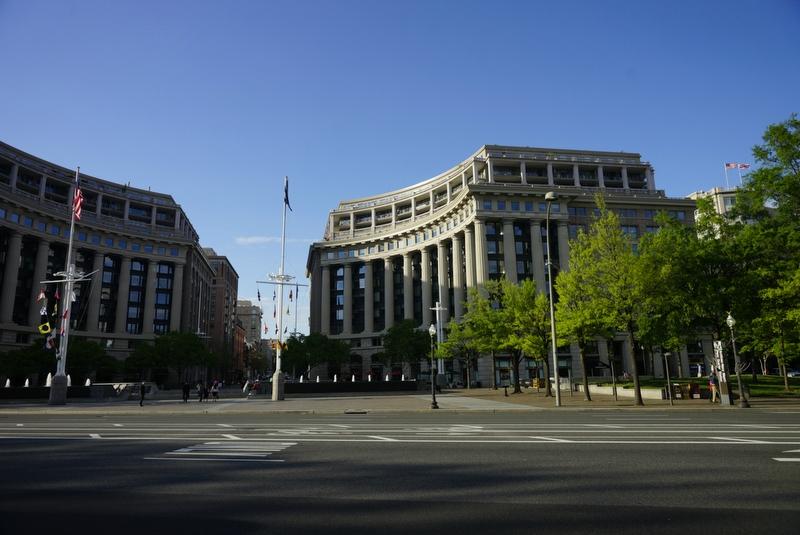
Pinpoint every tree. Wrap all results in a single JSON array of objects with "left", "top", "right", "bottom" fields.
[
  {"left": 502, "top": 279, "right": 551, "bottom": 394},
  {"left": 462, "top": 283, "right": 506, "bottom": 390},
  {"left": 436, "top": 320, "right": 478, "bottom": 388},
  {"left": 0, "top": 342, "right": 51, "bottom": 385},
  {"left": 383, "top": 319, "right": 430, "bottom": 377},
  {"left": 282, "top": 333, "right": 350, "bottom": 377},
  {"left": 566, "top": 196, "right": 646, "bottom": 405},
  {"left": 66, "top": 338, "right": 117, "bottom": 383}
]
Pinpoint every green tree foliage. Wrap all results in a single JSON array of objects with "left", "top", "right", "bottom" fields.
[
  {"left": 66, "top": 338, "right": 117, "bottom": 383},
  {"left": 501, "top": 279, "right": 551, "bottom": 394},
  {"left": 436, "top": 320, "right": 478, "bottom": 388},
  {"left": 382, "top": 319, "right": 430, "bottom": 376},
  {"left": 282, "top": 332, "right": 350, "bottom": 376},
  {"left": 563, "top": 196, "right": 645, "bottom": 405},
  {"left": 0, "top": 342, "right": 51, "bottom": 385},
  {"left": 733, "top": 114, "right": 800, "bottom": 385}
]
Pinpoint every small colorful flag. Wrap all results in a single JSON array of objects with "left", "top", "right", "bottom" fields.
[
  {"left": 738, "top": 163, "right": 750, "bottom": 170},
  {"left": 39, "top": 305, "right": 47, "bottom": 316},
  {"left": 272, "top": 290, "right": 276, "bottom": 301},
  {"left": 273, "top": 306, "right": 276, "bottom": 318},
  {"left": 37, "top": 288, "right": 46, "bottom": 301},
  {"left": 73, "top": 182, "right": 84, "bottom": 220},
  {"left": 257, "top": 289, "right": 261, "bottom": 302},
  {"left": 725, "top": 162, "right": 737, "bottom": 169},
  {"left": 38, "top": 322, "right": 51, "bottom": 334},
  {"left": 289, "top": 289, "right": 293, "bottom": 302}
]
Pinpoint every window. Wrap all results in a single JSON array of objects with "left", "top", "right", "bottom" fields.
[
  {"left": 48, "top": 224, "right": 60, "bottom": 235},
  {"left": 105, "top": 238, "right": 114, "bottom": 247},
  {"left": 568, "top": 207, "right": 587, "bottom": 216},
  {"left": 669, "top": 210, "right": 686, "bottom": 221},
  {"left": 9, "top": 213, "right": 18, "bottom": 223},
  {"left": 525, "top": 201, "right": 533, "bottom": 212},
  {"left": 511, "top": 201, "right": 519, "bottom": 211},
  {"left": 118, "top": 240, "right": 127, "bottom": 249},
  {"left": 91, "top": 234, "right": 101, "bottom": 245},
  {"left": 483, "top": 200, "right": 492, "bottom": 210},
  {"left": 157, "top": 246, "right": 166, "bottom": 255},
  {"left": 620, "top": 208, "right": 637, "bottom": 218},
  {"left": 621, "top": 225, "right": 639, "bottom": 238},
  {"left": 37, "top": 221, "right": 46, "bottom": 232},
  {"left": 497, "top": 200, "right": 506, "bottom": 210},
  {"left": 78, "top": 231, "right": 87, "bottom": 241},
  {"left": 144, "top": 244, "right": 153, "bottom": 253}
]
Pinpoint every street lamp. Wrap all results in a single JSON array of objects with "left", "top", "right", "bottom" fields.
[
  {"left": 545, "top": 191, "right": 561, "bottom": 407},
  {"left": 726, "top": 313, "right": 749, "bottom": 408},
  {"left": 428, "top": 323, "right": 439, "bottom": 409},
  {"left": 663, "top": 351, "right": 674, "bottom": 406}
]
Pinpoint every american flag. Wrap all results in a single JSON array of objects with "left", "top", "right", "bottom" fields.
[
  {"left": 724, "top": 163, "right": 737, "bottom": 169},
  {"left": 738, "top": 163, "right": 751, "bottom": 170},
  {"left": 73, "top": 183, "right": 84, "bottom": 220}
]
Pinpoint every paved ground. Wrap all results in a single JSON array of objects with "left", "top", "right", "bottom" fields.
[{"left": 2, "top": 386, "right": 799, "bottom": 414}]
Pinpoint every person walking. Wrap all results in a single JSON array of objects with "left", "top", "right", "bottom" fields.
[
  {"left": 708, "top": 370, "right": 719, "bottom": 403},
  {"left": 139, "top": 382, "right": 146, "bottom": 407},
  {"left": 182, "top": 381, "right": 191, "bottom": 403},
  {"left": 197, "top": 381, "right": 204, "bottom": 402},
  {"left": 210, "top": 381, "right": 219, "bottom": 402}
]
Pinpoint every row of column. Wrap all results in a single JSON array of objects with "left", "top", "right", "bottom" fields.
[
  {"left": 485, "top": 159, "right": 655, "bottom": 191},
  {"left": 319, "top": 218, "right": 570, "bottom": 336},
  {"left": 0, "top": 230, "right": 184, "bottom": 334},
  {"left": 4, "top": 161, "right": 181, "bottom": 229}
]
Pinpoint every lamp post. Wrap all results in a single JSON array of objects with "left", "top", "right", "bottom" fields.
[
  {"left": 545, "top": 191, "right": 561, "bottom": 407},
  {"left": 726, "top": 313, "right": 749, "bottom": 408},
  {"left": 428, "top": 323, "right": 439, "bottom": 409}
]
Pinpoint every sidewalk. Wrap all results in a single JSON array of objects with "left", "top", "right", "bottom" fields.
[{"left": 1, "top": 387, "right": 797, "bottom": 415}]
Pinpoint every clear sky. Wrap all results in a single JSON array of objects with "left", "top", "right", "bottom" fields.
[{"left": 1, "top": 0, "right": 798, "bottom": 335}]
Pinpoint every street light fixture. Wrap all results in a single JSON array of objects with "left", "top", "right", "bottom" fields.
[
  {"left": 545, "top": 191, "right": 561, "bottom": 407},
  {"left": 428, "top": 323, "right": 439, "bottom": 409},
  {"left": 726, "top": 313, "right": 749, "bottom": 408}
]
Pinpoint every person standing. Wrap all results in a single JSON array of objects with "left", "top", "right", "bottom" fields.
[
  {"left": 708, "top": 370, "right": 719, "bottom": 403},
  {"left": 197, "top": 381, "right": 204, "bottom": 402},
  {"left": 139, "top": 382, "right": 146, "bottom": 407},
  {"left": 182, "top": 381, "right": 191, "bottom": 403}
]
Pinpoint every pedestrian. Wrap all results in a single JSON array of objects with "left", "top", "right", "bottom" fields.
[
  {"left": 139, "top": 382, "right": 146, "bottom": 407},
  {"left": 211, "top": 381, "right": 219, "bottom": 402},
  {"left": 203, "top": 383, "right": 209, "bottom": 402},
  {"left": 182, "top": 381, "right": 191, "bottom": 403},
  {"left": 197, "top": 381, "right": 203, "bottom": 402},
  {"left": 708, "top": 370, "right": 719, "bottom": 403}
]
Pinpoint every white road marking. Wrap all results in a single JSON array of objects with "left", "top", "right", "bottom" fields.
[
  {"left": 530, "top": 436, "right": 571, "bottom": 443},
  {"left": 782, "top": 449, "right": 800, "bottom": 453},
  {"left": 113, "top": 424, "right": 123, "bottom": 427},
  {"left": 16, "top": 424, "right": 23, "bottom": 427},
  {"left": 217, "top": 424, "right": 233, "bottom": 428},
  {"left": 709, "top": 436, "right": 768, "bottom": 444},
  {"left": 329, "top": 424, "right": 350, "bottom": 428},
  {"left": 772, "top": 458, "right": 800, "bottom": 462},
  {"left": 368, "top": 435, "right": 398, "bottom": 441},
  {"left": 89, "top": 433, "right": 101, "bottom": 438},
  {"left": 222, "top": 434, "right": 241, "bottom": 440}
]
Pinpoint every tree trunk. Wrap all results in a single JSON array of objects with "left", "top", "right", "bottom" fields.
[
  {"left": 513, "top": 351, "right": 522, "bottom": 394},
  {"left": 491, "top": 350, "right": 497, "bottom": 389},
  {"left": 543, "top": 356, "right": 553, "bottom": 397},
  {"left": 627, "top": 331, "right": 644, "bottom": 406},
  {"left": 579, "top": 341, "right": 591, "bottom": 401}
]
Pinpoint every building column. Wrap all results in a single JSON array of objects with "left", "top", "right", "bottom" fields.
[
  {"left": 421, "top": 247, "right": 432, "bottom": 327},
  {"left": 142, "top": 260, "right": 158, "bottom": 334},
  {"left": 546, "top": 163, "right": 554, "bottom": 186},
  {"left": 437, "top": 241, "right": 449, "bottom": 320},
  {"left": 622, "top": 166, "right": 629, "bottom": 189},
  {"left": 28, "top": 239, "right": 51, "bottom": 326},
  {"left": 472, "top": 160, "right": 480, "bottom": 183},
  {"left": 0, "top": 231, "right": 22, "bottom": 323},
  {"left": 9, "top": 163, "right": 19, "bottom": 190},
  {"left": 123, "top": 200, "right": 130, "bottom": 220},
  {"left": 38, "top": 175, "right": 47, "bottom": 199},
  {"left": 451, "top": 234, "right": 465, "bottom": 320},
  {"left": 520, "top": 162, "right": 528, "bottom": 184},
  {"left": 573, "top": 164, "right": 581, "bottom": 187},
  {"left": 557, "top": 221, "right": 570, "bottom": 272},
  {"left": 320, "top": 265, "right": 331, "bottom": 335},
  {"left": 370, "top": 208, "right": 376, "bottom": 232},
  {"left": 502, "top": 219, "right": 517, "bottom": 284},
  {"left": 343, "top": 263, "right": 353, "bottom": 334},
  {"left": 86, "top": 252, "right": 104, "bottom": 333},
  {"left": 473, "top": 218, "right": 488, "bottom": 286},
  {"left": 364, "top": 261, "right": 374, "bottom": 334},
  {"left": 646, "top": 167, "right": 655, "bottom": 191},
  {"left": 530, "top": 220, "right": 546, "bottom": 293},
  {"left": 383, "top": 258, "right": 394, "bottom": 329},
  {"left": 169, "top": 263, "right": 184, "bottom": 332},
  {"left": 403, "top": 253, "right": 413, "bottom": 320},
  {"left": 464, "top": 225, "right": 476, "bottom": 290},
  {"left": 114, "top": 256, "right": 132, "bottom": 334},
  {"left": 597, "top": 165, "right": 605, "bottom": 188},
  {"left": 486, "top": 159, "right": 494, "bottom": 183}
]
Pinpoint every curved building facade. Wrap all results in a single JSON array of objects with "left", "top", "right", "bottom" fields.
[
  {"left": 0, "top": 141, "right": 213, "bottom": 359},
  {"left": 307, "top": 145, "right": 707, "bottom": 385}
]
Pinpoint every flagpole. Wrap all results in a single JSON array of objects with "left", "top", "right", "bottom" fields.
[
  {"left": 293, "top": 284, "right": 299, "bottom": 335},
  {"left": 48, "top": 167, "right": 80, "bottom": 404},
  {"left": 723, "top": 164, "right": 730, "bottom": 189},
  {"left": 271, "top": 176, "right": 289, "bottom": 400},
  {"left": 737, "top": 167, "right": 742, "bottom": 187}
]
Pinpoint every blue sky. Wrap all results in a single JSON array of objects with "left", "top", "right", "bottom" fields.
[{"left": 1, "top": 0, "right": 798, "bottom": 335}]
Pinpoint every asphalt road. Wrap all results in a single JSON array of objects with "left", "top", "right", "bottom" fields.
[{"left": 1, "top": 410, "right": 799, "bottom": 534}]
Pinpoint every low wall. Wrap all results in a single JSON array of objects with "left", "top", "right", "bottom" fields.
[
  {"left": 0, "top": 384, "right": 134, "bottom": 401},
  {"left": 577, "top": 384, "right": 665, "bottom": 400},
  {"left": 284, "top": 381, "right": 419, "bottom": 394}
]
